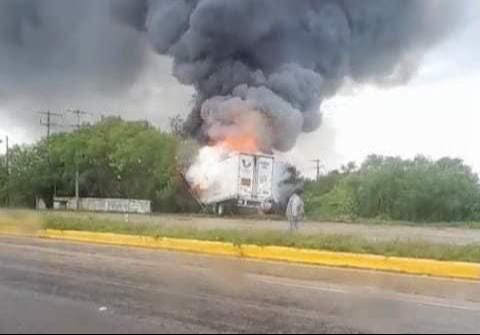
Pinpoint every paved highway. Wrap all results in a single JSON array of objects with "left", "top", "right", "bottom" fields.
[{"left": 0, "top": 236, "right": 479, "bottom": 334}]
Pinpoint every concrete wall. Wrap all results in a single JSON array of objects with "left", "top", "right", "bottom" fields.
[
  {"left": 36, "top": 198, "right": 47, "bottom": 210},
  {"left": 54, "top": 197, "right": 151, "bottom": 214}
]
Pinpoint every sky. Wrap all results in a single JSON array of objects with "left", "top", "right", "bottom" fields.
[
  {"left": 278, "top": 5, "right": 480, "bottom": 178},
  {"left": 0, "top": 1, "right": 479, "bottom": 179}
]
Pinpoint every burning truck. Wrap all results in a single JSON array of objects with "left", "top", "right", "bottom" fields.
[
  {"left": 185, "top": 121, "right": 280, "bottom": 215},
  {"left": 188, "top": 149, "right": 275, "bottom": 215},
  {"left": 147, "top": 1, "right": 458, "bottom": 214}
]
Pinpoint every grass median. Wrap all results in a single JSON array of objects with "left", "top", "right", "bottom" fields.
[
  {"left": 1, "top": 209, "right": 480, "bottom": 263},
  {"left": 37, "top": 213, "right": 480, "bottom": 264}
]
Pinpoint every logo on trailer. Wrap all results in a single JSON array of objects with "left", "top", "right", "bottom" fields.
[{"left": 241, "top": 159, "right": 252, "bottom": 168}]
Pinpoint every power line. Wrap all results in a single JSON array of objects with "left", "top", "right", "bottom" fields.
[
  {"left": 64, "top": 110, "right": 90, "bottom": 210},
  {"left": 37, "top": 111, "right": 62, "bottom": 140},
  {"left": 67, "top": 110, "right": 90, "bottom": 129},
  {"left": 5, "top": 136, "right": 9, "bottom": 175},
  {"left": 312, "top": 159, "right": 323, "bottom": 181},
  {"left": 5, "top": 136, "right": 9, "bottom": 205},
  {"left": 37, "top": 111, "right": 62, "bottom": 203}
]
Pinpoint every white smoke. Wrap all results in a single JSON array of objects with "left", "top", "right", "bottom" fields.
[{"left": 186, "top": 145, "right": 230, "bottom": 193}]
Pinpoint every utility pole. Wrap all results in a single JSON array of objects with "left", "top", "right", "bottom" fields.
[
  {"left": 312, "top": 159, "right": 323, "bottom": 181},
  {"left": 68, "top": 110, "right": 89, "bottom": 129},
  {"left": 75, "top": 167, "right": 80, "bottom": 211},
  {"left": 38, "top": 111, "right": 62, "bottom": 141},
  {"left": 5, "top": 136, "right": 9, "bottom": 175},
  {"left": 5, "top": 136, "right": 9, "bottom": 206},
  {"left": 38, "top": 111, "right": 60, "bottom": 206},
  {"left": 67, "top": 110, "right": 89, "bottom": 210}
]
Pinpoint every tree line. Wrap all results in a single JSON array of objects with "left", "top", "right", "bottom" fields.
[
  {"left": 1, "top": 118, "right": 480, "bottom": 222},
  {"left": 0, "top": 117, "right": 180, "bottom": 211},
  {"left": 305, "top": 155, "right": 480, "bottom": 223}
]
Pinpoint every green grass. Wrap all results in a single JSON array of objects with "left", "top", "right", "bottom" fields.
[
  {"left": 2, "top": 209, "right": 480, "bottom": 263},
  {"left": 0, "top": 209, "right": 44, "bottom": 231},
  {"left": 43, "top": 214, "right": 480, "bottom": 264},
  {"left": 306, "top": 212, "right": 480, "bottom": 229}
]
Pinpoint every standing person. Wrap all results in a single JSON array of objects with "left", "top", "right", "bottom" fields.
[{"left": 286, "top": 189, "right": 305, "bottom": 232}]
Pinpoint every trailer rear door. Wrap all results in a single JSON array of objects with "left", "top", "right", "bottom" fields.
[
  {"left": 256, "top": 156, "right": 274, "bottom": 199},
  {"left": 238, "top": 154, "right": 255, "bottom": 197}
]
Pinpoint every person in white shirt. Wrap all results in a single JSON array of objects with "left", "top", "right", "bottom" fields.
[{"left": 285, "top": 189, "right": 305, "bottom": 232}]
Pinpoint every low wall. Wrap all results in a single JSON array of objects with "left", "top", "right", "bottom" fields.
[{"left": 54, "top": 197, "right": 151, "bottom": 214}]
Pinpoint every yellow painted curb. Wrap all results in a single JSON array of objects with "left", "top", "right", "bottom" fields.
[
  {"left": 29, "top": 229, "right": 480, "bottom": 281},
  {"left": 40, "top": 229, "right": 241, "bottom": 258}
]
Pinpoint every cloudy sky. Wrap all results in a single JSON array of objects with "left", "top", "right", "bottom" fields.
[
  {"left": 279, "top": 2, "right": 480, "bottom": 177},
  {"left": 0, "top": 1, "right": 479, "bottom": 179}
]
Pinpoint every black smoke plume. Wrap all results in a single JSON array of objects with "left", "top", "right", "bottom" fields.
[{"left": 0, "top": 0, "right": 463, "bottom": 149}]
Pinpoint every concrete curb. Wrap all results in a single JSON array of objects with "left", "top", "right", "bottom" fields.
[{"left": 1, "top": 228, "right": 479, "bottom": 280}]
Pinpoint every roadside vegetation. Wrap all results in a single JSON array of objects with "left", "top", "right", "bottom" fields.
[
  {"left": 305, "top": 156, "right": 480, "bottom": 224},
  {"left": 0, "top": 117, "right": 182, "bottom": 212},
  {"left": 1, "top": 210, "right": 479, "bottom": 263},
  {"left": 1, "top": 117, "right": 480, "bottom": 226},
  {"left": 42, "top": 214, "right": 480, "bottom": 263}
]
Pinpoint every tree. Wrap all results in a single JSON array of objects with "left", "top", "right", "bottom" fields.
[
  {"left": 0, "top": 156, "right": 7, "bottom": 206},
  {"left": 0, "top": 117, "right": 180, "bottom": 211},
  {"left": 169, "top": 114, "right": 187, "bottom": 139},
  {"left": 305, "top": 155, "right": 480, "bottom": 223},
  {"left": 48, "top": 117, "right": 178, "bottom": 211},
  {"left": 3, "top": 143, "right": 52, "bottom": 207}
]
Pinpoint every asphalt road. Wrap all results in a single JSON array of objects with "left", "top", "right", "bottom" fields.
[{"left": 0, "top": 236, "right": 479, "bottom": 334}]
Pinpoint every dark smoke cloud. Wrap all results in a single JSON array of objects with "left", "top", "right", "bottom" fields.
[
  {"left": 0, "top": 0, "right": 464, "bottom": 150},
  {"left": 0, "top": 0, "right": 148, "bottom": 124},
  {"left": 142, "top": 0, "right": 461, "bottom": 151}
]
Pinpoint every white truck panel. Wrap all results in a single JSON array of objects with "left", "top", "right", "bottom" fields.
[
  {"left": 198, "top": 154, "right": 239, "bottom": 205},
  {"left": 238, "top": 154, "right": 255, "bottom": 197},
  {"left": 255, "top": 156, "right": 274, "bottom": 200},
  {"left": 197, "top": 152, "right": 275, "bottom": 209}
]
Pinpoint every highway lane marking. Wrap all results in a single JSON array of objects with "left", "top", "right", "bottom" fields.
[
  {"left": 249, "top": 274, "right": 480, "bottom": 312},
  {"left": 379, "top": 294, "right": 480, "bottom": 312},
  {"left": 248, "top": 274, "right": 350, "bottom": 294}
]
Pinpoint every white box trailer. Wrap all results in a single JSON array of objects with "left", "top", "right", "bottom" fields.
[{"left": 198, "top": 152, "right": 275, "bottom": 215}]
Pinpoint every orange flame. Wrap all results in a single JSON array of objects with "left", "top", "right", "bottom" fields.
[
  {"left": 220, "top": 134, "right": 259, "bottom": 153},
  {"left": 216, "top": 110, "right": 265, "bottom": 153}
]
